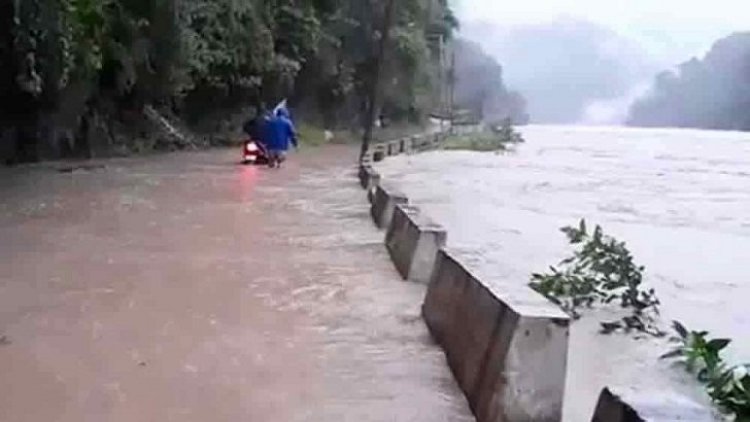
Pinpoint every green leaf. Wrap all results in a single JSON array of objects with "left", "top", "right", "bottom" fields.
[
  {"left": 532, "top": 219, "right": 660, "bottom": 336},
  {"left": 673, "top": 320, "right": 689, "bottom": 339},
  {"left": 707, "top": 338, "right": 732, "bottom": 353}
]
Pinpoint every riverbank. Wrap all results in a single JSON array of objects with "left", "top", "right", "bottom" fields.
[{"left": 375, "top": 125, "right": 750, "bottom": 420}]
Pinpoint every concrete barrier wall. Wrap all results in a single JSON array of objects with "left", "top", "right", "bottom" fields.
[
  {"left": 362, "top": 132, "right": 444, "bottom": 164},
  {"left": 358, "top": 165, "right": 369, "bottom": 188},
  {"left": 387, "top": 139, "right": 406, "bottom": 157},
  {"left": 590, "top": 387, "right": 712, "bottom": 422},
  {"left": 423, "top": 249, "right": 570, "bottom": 422},
  {"left": 370, "top": 184, "right": 408, "bottom": 229},
  {"left": 372, "top": 144, "right": 386, "bottom": 162},
  {"left": 385, "top": 204, "right": 446, "bottom": 283},
  {"left": 411, "top": 134, "right": 435, "bottom": 152},
  {"left": 361, "top": 133, "right": 572, "bottom": 421},
  {"left": 367, "top": 167, "right": 381, "bottom": 204},
  {"left": 358, "top": 165, "right": 381, "bottom": 191},
  {"left": 360, "top": 135, "right": 706, "bottom": 422}
]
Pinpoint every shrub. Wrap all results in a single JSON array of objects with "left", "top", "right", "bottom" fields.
[
  {"left": 490, "top": 118, "right": 525, "bottom": 144},
  {"left": 662, "top": 321, "right": 750, "bottom": 420},
  {"left": 530, "top": 219, "right": 663, "bottom": 336},
  {"left": 443, "top": 119, "right": 525, "bottom": 152},
  {"left": 297, "top": 123, "right": 329, "bottom": 146}
]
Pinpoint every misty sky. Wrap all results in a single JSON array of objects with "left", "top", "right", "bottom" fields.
[{"left": 454, "top": 0, "right": 748, "bottom": 64}]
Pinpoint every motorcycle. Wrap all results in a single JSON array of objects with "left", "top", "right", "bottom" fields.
[{"left": 241, "top": 138, "right": 270, "bottom": 165}]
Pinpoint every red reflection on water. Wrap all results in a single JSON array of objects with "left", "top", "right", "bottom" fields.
[{"left": 236, "top": 164, "right": 260, "bottom": 201}]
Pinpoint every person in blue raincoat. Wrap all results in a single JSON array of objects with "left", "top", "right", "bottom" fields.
[{"left": 265, "top": 103, "right": 298, "bottom": 168}]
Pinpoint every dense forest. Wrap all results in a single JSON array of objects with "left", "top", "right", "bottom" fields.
[
  {"left": 628, "top": 32, "right": 750, "bottom": 130},
  {"left": 0, "top": 0, "right": 459, "bottom": 163},
  {"left": 452, "top": 38, "right": 528, "bottom": 125}
]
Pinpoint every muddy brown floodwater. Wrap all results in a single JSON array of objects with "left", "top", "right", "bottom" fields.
[
  {"left": 376, "top": 125, "right": 750, "bottom": 421},
  {"left": 0, "top": 146, "right": 473, "bottom": 422}
]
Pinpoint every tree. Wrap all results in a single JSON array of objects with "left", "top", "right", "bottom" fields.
[
  {"left": 628, "top": 32, "right": 750, "bottom": 131},
  {"left": 360, "top": 0, "right": 396, "bottom": 163},
  {"left": 0, "top": 0, "right": 458, "bottom": 163}
]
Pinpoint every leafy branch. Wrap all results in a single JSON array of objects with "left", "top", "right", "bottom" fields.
[
  {"left": 662, "top": 321, "right": 750, "bottom": 420},
  {"left": 529, "top": 219, "right": 664, "bottom": 336}
]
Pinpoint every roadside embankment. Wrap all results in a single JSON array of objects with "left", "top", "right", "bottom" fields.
[
  {"left": 359, "top": 132, "right": 715, "bottom": 421},
  {"left": 360, "top": 135, "right": 569, "bottom": 421}
]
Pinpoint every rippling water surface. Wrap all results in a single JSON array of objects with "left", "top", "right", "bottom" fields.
[
  {"left": 376, "top": 125, "right": 750, "bottom": 420},
  {"left": 0, "top": 149, "right": 473, "bottom": 422}
]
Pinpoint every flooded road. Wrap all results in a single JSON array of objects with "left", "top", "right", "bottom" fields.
[
  {"left": 376, "top": 125, "right": 750, "bottom": 420},
  {"left": 0, "top": 147, "right": 473, "bottom": 422}
]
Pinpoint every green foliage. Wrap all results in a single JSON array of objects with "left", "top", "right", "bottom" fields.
[
  {"left": 59, "top": 0, "right": 112, "bottom": 81},
  {"left": 13, "top": 0, "right": 455, "bottom": 110},
  {"left": 443, "top": 133, "right": 510, "bottom": 152},
  {"left": 629, "top": 33, "right": 750, "bottom": 131},
  {"left": 492, "top": 118, "right": 525, "bottom": 143},
  {"left": 180, "top": 0, "right": 272, "bottom": 91},
  {"left": 529, "top": 219, "right": 663, "bottom": 336},
  {"left": 2, "top": 0, "right": 459, "bottom": 160},
  {"left": 662, "top": 321, "right": 750, "bottom": 419},
  {"left": 270, "top": 2, "right": 321, "bottom": 64},
  {"left": 452, "top": 39, "right": 529, "bottom": 124},
  {"left": 443, "top": 121, "right": 524, "bottom": 152},
  {"left": 296, "top": 123, "right": 328, "bottom": 146}
]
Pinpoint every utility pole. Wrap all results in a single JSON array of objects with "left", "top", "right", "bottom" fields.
[
  {"left": 449, "top": 45, "right": 456, "bottom": 134},
  {"left": 359, "top": 0, "right": 397, "bottom": 164},
  {"left": 438, "top": 33, "right": 445, "bottom": 133}
]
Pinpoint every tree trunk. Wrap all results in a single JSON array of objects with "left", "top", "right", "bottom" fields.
[{"left": 359, "top": 0, "right": 396, "bottom": 163}]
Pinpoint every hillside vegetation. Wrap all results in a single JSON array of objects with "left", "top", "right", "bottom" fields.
[
  {"left": 452, "top": 38, "right": 528, "bottom": 125},
  {"left": 0, "top": 0, "right": 457, "bottom": 162},
  {"left": 629, "top": 32, "right": 750, "bottom": 131}
]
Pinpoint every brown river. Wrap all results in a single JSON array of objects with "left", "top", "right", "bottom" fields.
[{"left": 376, "top": 125, "right": 750, "bottom": 420}]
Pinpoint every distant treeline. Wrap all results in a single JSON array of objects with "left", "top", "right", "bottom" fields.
[
  {"left": 628, "top": 32, "right": 750, "bottom": 131},
  {"left": 452, "top": 38, "right": 529, "bottom": 125},
  {"left": 461, "top": 19, "right": 658, "bottom": 125},
  {"left": 0, "top": 0, "right": 457, "bottom": 163}
]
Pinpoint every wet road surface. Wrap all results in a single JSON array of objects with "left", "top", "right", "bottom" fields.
[
  {"left": 376, "top": 125, "right": 750, "bottom": 421},
  {"left": 0, "top": 147, "right": 473, "bottom": 422}
]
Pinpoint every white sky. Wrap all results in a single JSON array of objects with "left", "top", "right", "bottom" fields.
[{"left": 454, "top": 0, "right": 749, "bottom": 63}]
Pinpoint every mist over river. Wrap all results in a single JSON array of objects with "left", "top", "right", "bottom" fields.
[{"left": 376, "top": 125, "right": 750, "bottom": 420}]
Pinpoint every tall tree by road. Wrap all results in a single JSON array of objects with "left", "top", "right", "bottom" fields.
[
  {"left": 0, "top": 0, "right": 457, "bottom": 163},
  {"left": 360, "top": 0, "right": 396, "bottom": 163}
]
